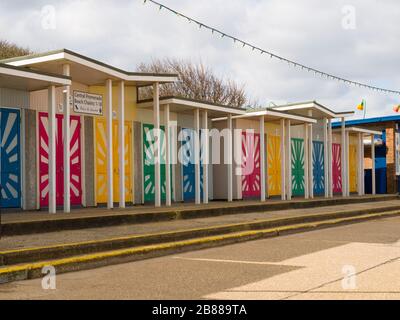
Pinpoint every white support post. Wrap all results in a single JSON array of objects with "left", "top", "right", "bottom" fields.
[
  {"left": 357, "top": 133, "right": 362, "bottom": 196},
  {"left": 323, "top": 117, "right": 329, "bottom": 198},
  {"left": 371, "top": 134, "right": 376, "bottom": 195},
  {"left": 118, "top": 81, "right": 125, "bottom": 208},
  {"left": 227, "top": 114, "right": 233, "bottom": 202},
  {"left": 308, "top": 111, "right": 314, "bottom": 199},
  {"left": 361, "top": 134, "right": 365, "bottom": 195},
  {"left": 194, "top": 108, "right": 201, "bottom": 205},
  {"left": 202, "top": 110, "right": 209, "bottom": 204},
  {"left": 280, "top": 119, "right": 286, "bottom": 201},
  {"left": 328, "top": 119, "right": 333, "bottom": 197},
  {"left": 153, "top": 82, "right": 161, "bottom": 207},
  {"left": 48, "top": 85, "right": 56, "bottom": 214},
  {"left": 165, "top": 104, "right": 171, "bottom": 206},
  {"left": 62, "top": 64, "right": 71, "bottom": 213},
  {"left": 304, "top": 123, "right": 309, "bottom": 199},
  {"left": 346, "top": 131, "right": 350, "bottom": 197},
  {"left": 105, "top": 79, "right": 114, "bottom": 209},
  {"left": 341, "top": 117, "right": 346, "bottom": 197},
  {"left": 286, "top": 120, "right": 292, "bottom": 200},
  {"left": 260, "top": 116, "right": 266, "bottom": 202}
]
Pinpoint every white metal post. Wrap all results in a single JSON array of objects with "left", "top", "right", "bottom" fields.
[
  {"left": 304, "top": 123, "right": 309, "bottom": 199},
  {"left": 118, "top": 81, "right": 125, "bottom": 208},
  {"left": 371, "top": 134, "right": 376, "bottom": 195},
  {"left": 260, "top": 116, "right": 266, "bottom": 202},
  {"left": 346, "top": 131, "right": 350, "bottom": 197},
  {"left": 328, "top": 119, "right": 333, "bottom": 197},
  {"left": 361, "top": 134, "right": 365, "bottom": 195},
  {"left": 341, "top": 117, "right": 346, "bottom": 197},
  {"left": 308, "top": 110, "right": 314, "bottom": 199},
  {"left": 202, "top": 110, "right": 209, "bottom": 204},
  {"left": 227, "top": 114, "right": 233, "bottom": 202},
  {"left": 286, "top": 120, "right": 292, "bottom": 200},
  {"left": 62, "top": 64, "right": 71, "bottom": 213},
  {"left": 165, "top": 104, "right": 171, "bottom": 206},
  {"left": 357, "top": 133, "right": 362, "bottom": 196},
  {"left": 194, "top": 108, "right": 201, "bottom": 205},
  {"left": 280, "top": 119, "right": 286, "bottom": 201},
  {"left": 106, "top": 79, "right": 114, "bottom": 209},
  {"left": 48, "top": 85, "right": 56, "bottom": 214},
  {"left": 153, "top": 82, "right": 161, "bottom": 207},
  {"left": 323, "top": 117, "right": 329, "bottom": 198}
]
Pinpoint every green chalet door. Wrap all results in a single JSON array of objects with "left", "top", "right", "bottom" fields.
[
  {"left": 291, "top": 138, "right": 305, "bottom": 196},
  {"left": 142, "top": 123, "right": 167, "bottom": 202}
]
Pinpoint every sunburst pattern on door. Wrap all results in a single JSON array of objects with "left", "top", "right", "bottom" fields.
[
  {"left": 312, "top": 141, "right": 325, "bottom": 195},
  {"left": 332, "top": 143, "right": 342, "bottom": 193},
  {"left": 143, "top": 123, "right": 172, "bottom": 202},
  {"left": 267, "top": 135, "right": 281, "bottom": 196},
  {"left": 291, "top": 138, "right": 305, "bottom": 196},
  {"left": 181, "top": 128, "right": 203, "bottom": 201},
  {"left": 349, "top": 145, "right": 357, "bottom": 193},
  {"left": 39, "top": 112, "right": 82, "bottom": 207},
  {"left": 241, "top": 131, "right": 261, "bottom": 198},
  {"left": 0, "top": 108, "right": 21, "bottom": 208},
  {"left": 95, "top": 118, "right": 133, "bottom": 204}
]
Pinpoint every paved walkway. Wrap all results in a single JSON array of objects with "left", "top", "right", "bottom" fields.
[
  {"left": 1, "top": 199, "right": 399, "bottom": 252},
  {"left": 1, "top": 216, "right": 399, "bottom": 299}
]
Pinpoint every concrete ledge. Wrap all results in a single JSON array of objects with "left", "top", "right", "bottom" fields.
[
  {"left": 1, "top": 209, "right": 399, "bottom": 284},
  {"left": 1, "top": 205, "right": 400, "bottom": 267},
  {"left": 2, "top": 195, "right": 398, "bottom": 236}
]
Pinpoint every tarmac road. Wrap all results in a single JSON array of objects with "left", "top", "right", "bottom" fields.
[{"left": 1, "top": 216, "right": 400, "bottom": 300}]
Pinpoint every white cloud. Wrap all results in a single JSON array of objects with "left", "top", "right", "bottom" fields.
[{"left": 0, "top": 0, "right": 399, "bottom": 118}]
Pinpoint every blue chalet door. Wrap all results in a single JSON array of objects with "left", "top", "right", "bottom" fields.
[
  {"left": 313, "top": 141, "right": 325, "bottom": 195},
  {"left": 0, "top": 108, "right": 21, "bottom": 208},
  {"left": 181, "top": 128, "right": 203, "bottom": 201}
]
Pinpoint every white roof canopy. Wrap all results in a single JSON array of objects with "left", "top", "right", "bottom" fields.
[
  {"left": 0, "top": 63, "right": 71, "bottom": 91},
  {"left": 213, "top": 108, "right": 317, "bottom": 125},
  {"left": 137, "top": 96, "right": 246, "bottom": 118},
  {"left": 1, "top": 49, "right": 178, "bottom": 86},
  {"left": 269, "top": 101, "right": 354, "bottom": 119},
  {"left": 333, "top": 127, "right": 382, "bottom": 136}
]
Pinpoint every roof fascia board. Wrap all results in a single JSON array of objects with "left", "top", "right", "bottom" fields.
[
  {"left": 333, "top": 127, "right": 382, "bottom": 135},
  {"left": 138, "top": 97, "right": 245, "bottom": 115},
  {"left": 6, "top": 52, "right": 66, "bottom": 67},
  {"left": 273, "top": 102, "right": 354, "bottom": 119},
  {"left": 334, "top": 111, "right": 355, "bottom": 118},
  {"left": 6, "top": 50, "right": 178, "bottom": 84},
  {"left": 0, "top": 65, "right": 71, "bottom": 86},
  {"left": 213, "top": 110, "right": 316, "bottom": 123},
  {"left": 273, "top": 103, "right": 337, "bottom": 118}
]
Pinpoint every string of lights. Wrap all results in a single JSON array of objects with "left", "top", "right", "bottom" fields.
[{"left": 143, "top": 0, "right": 400, "bottom": 96}]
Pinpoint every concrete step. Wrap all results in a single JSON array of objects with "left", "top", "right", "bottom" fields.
[
  {"left": 1, "top": 205, "right": 400, "bottom": 284},
  {"left": 2, "top": 194, "right": 398, "bottom": 236}
]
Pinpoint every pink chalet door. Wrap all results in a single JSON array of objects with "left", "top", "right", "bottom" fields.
[
  {"left": 332, "top": 143, "right": 342, "bottom": 194},
  {"left": 39, "top": 112, "right": 82, "bottom": 207},
  {"left": 241, "top": 131, "right": 261, "bottom": 198}
]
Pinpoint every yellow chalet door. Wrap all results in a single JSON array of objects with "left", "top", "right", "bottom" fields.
[{"left": 95, "top": 118, "right": 133, "bottom": 204}]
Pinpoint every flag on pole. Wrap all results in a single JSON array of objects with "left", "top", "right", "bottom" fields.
[{"left": 357, "top": 99, "right": 365, "bottom": 111}]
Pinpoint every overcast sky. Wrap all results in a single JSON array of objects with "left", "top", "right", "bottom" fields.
[{"left": 0, "top": 0, "right": 399, "bottom": 118}]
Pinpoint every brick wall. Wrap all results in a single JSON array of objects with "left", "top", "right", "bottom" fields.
[
  {"left": 358, "top": 121, "right": 397, "bottom": 193},
  {"left": 386, "top": 125, "right": 396, "bottom": 193}
]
